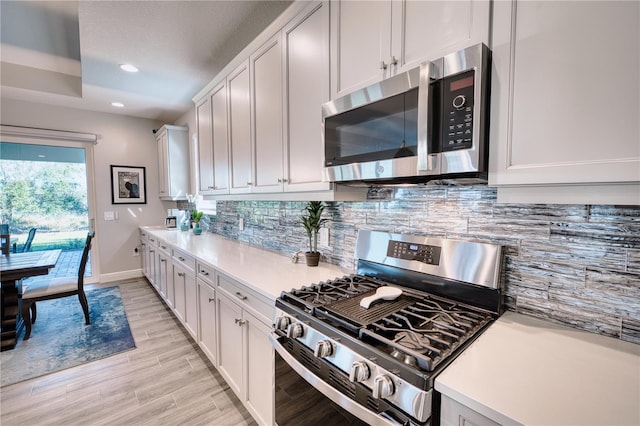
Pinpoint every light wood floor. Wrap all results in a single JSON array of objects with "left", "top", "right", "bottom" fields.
[{"left": 0, "top": 278, "right": 257, "bottom": 426}]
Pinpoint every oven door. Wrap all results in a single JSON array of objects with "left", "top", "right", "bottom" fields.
[{"left": 270, "top": 333, "right": 408, "bottom": 426}]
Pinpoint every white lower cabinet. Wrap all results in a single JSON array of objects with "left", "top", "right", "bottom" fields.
[
  {"left": 197, "top": 278, "right": 217, "bottom": 366},
  {"left": 217, "top": 272, "right": 274, "bottom": 426},
  {"left": 440, "top": 395, "right": 501, "bottom": 426},
  {"left": 173, "top": 263, "right": 187, "bottom": 323}
]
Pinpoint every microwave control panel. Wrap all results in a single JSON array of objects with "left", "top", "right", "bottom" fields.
[
  {"left": 387, "top": 240, "right": 442, "bottom": 265},
  {"left": 442, "top": 70, "right": 475, "bottom": 151}
]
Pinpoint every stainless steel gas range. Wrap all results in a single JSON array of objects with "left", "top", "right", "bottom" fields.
[{"left": 270, "top": 230, "right": 503, "bottom": 426}]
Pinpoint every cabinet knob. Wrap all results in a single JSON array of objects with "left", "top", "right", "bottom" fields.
[
  {"left": 178, "top": 272, "right": 185, "bottom": 277},
  {"left": 208, "top": 298, "right": 215, "bottom": 303},
  {"left": 247, "top": 182, "right": 253, "bottom": 186},
  {"left": 200, "top": 270, "right": 209, "bottom": 276},
  {"left": 380, "top": 60, "right": 388, "bottom": 70},
  {"left": 390, "top": 55, "right": 398, "bottom": 66},
  {"left": 235, "top": 318, "right": 246, "bottom": 326}
]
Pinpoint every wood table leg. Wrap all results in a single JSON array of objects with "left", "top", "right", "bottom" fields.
[{"left": 1, "top": 278, "right": 24, "bottom": 351}]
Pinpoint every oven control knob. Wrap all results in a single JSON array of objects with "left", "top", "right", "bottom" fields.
[
  {"left": 274, "top": 316, "right": 291, "bottom": 331},
  {"left": 372, "top": 375, "right": 395, "bottom": 399},
  {"left": 349, "top": 361, "right": 370, "bottom": 383},
  {"left": 286, "top": 323, "right": 304, "bottom": 339},
  {"left": 314, "top": 340, "right": 334, "bottom": 358}
]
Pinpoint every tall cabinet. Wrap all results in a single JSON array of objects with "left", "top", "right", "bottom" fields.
[
  {"left": 155, "top": 125, "right": 189, "bottom": 200},
  {"left": 489, "top": 0, "right": 640, "bottom": 204}
]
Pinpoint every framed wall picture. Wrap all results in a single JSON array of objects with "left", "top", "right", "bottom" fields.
[{"left": 110, "top": 165, "right": 147, "bottom": 204}]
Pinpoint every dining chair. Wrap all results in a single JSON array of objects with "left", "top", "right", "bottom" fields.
[
  {"left": 1, "top": 224, "right": 10, "bottom": 255},
  {"left": 21, "top": 231, "right": 95, "bottom": 340}
]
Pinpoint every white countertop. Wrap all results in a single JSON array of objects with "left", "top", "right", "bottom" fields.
[
  {"left": 140, "top": 227, "right": 351, "bottom": 301},
  {"left": 435, "top": 311, "right": 640, "bottom": 426}
]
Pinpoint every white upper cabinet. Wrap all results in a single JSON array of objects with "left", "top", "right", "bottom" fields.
[
  {"left": 251, "top": 33, "right": 284, "bottom": 193},
  {"left": 283, "top": 1, "right": 331, "bottom": 192},
  {"left": 196, "top": 97, "right": 214, "bottom": 195},
  {"left": 330, "top": 0, "right": 491, "bottom": 98},
  {"left": 155, "top": 125, "right": 189, "bottom": 200},
  {"left": 330, "top": 0, "right": 391, "bottom": 97},
  {"left": 196, "top": 82, "right": 229, "bottom": 196},
  {"left": 211, "top": 83, "right": 230, "bottom": 194},
  {"left": 228, "top": 60, "right": 253, "bottom": 194},
  {"left": 489, "top": 0, "right": 640, "bottom": 204}
]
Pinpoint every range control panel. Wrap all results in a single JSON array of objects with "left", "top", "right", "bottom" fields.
[{"left": 387, "top": 240, "right": 442, "bottom": 265}]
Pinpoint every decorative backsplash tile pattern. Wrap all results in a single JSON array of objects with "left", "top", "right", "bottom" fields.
[{"left": 205, "top": 185, "right": 640, "bottom": 345}]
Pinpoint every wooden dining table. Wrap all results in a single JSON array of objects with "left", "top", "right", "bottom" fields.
[{"left": 0, "top": 250, "right": 61, "bottom": 351}]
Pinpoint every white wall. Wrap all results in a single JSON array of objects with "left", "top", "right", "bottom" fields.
[{"left": 1, "top": 98, "right": 167, "bottom": 281}]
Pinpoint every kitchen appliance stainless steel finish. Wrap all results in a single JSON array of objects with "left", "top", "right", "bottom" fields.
[
  {"left": 271, "top": 230, "right": 502, "bottom": 425},
  {"left": 323, "top": 43, "right": 490, "bottom": 185}
]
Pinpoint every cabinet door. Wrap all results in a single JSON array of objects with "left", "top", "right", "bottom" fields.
[
  {"left": 330, "top": 0, "right": 392, "bottom": 98},
  {"left": 391, "top": 0, "right": 491, "bottom": 73},
  {"left": 173, "top": 262, "right": 187, "bottom": 323},
  {"left": 157, "top": 251, "right": 170, "bottom": 300},
  {"left": 284, "top": 1, "right": 332, "bottom": 192},
  {"left": 489, "top": 0, "right": 640, "bottom": 204},
  {"left": 157, "top": 131, "right": 169, "bottom": 197},
  {"left": 217, "top": 291, "right": 244, "bottom": 397},
  {"left": 141, "top": 240, "right": 150, "bottom": 280},
  {"left": 196, "top": 96, "right": 214, "bottom": 195},
  {"left": 211, "top": 83, "right": 230, "bottom": 194},
  {"left": 244, "top": 310, "right": 274, "bottom": 426},
  {"left": 198, "top": 280, "right": 217, "bottom": 365},
  {"left": 184, "top": 268, "right": 197, "bottom": 339},
  {"left": 147, "top": 246, "right": 156, "bottom": 286},
  {"left": 228, "top": 61, "right": 253, "bottom": 194},
  {"left": 251, "top": 34, "right": 284, "bottom": 193}
]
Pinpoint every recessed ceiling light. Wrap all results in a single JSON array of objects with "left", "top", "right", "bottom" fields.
[
  {"left": 111, "top": 102, "right": 125, "bottom": 108},
  {"left": 119, "top": 64, "right": 138, "bottom": 73}
]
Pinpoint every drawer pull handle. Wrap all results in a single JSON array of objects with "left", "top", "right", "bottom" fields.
[
  {"left": 235, "top": 318, "right": 246, "bottom": 326},
  {"left": 160, "top": 259, "right": 166, "bottom": 263},
  {"left": 150, "top": 250, "right": 155, "bottom": 253},
  {"left": 178, "top": 272, "right": 185, "bottom": 277},
  {"left": 200, "top": 271, "right": 209, "bottom": 276},
  {"left": 235, "top": 292, "right": 247, "bottom": 301},
  {"left": 179, "top": 256, "right": 185, "bottom": 261},
  {"left": 208, "top": 298, "right": 215, "bottom": 303}
]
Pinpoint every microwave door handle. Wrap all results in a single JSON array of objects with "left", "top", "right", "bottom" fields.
[{"left": 417, "top": 61, "right": 439, "bottom": 174}]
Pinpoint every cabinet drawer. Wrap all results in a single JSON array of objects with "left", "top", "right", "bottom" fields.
[
  {"left": 172, "top": 248, "right": 195, "bottom": 273},
  {"left": 157, "top": 239, "right": 171, "bottom": 256},
  {"left": 217, "top": 272, "right": 274, "bottom": 324},
  {"left": 197, "top": 262, "right": 215, "bottom": 285}
]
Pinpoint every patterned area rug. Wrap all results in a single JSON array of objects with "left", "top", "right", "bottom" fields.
[{"left": 1, "top": 286, "right": 136, "bottom": 387}]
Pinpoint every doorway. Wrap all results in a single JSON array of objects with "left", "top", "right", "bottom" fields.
[{"left": 0, "top": 135, "right": 98, "bottom": 283}]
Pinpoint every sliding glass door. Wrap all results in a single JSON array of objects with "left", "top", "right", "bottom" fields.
[{"left": 0, "top": 136, "right": 98, "bottom": 283}]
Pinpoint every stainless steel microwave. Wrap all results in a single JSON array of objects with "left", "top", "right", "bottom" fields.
[{"left": 322, "top": 43, "right": 490, "bottom": 185}]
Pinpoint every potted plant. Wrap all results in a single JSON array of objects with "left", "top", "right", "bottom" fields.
[
  {"left": 300, "top": 201, "right": 329, "bottom": 267},
  {"left": 191, "top": 208, "right": 204, "bottom": 235}
]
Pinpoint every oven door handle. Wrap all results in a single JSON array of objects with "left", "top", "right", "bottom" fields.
[{"left": 269, "top": 333, "right": 401, "bottom": 426}]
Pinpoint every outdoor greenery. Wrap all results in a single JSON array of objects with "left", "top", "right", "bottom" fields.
[{"left": 0, "top": 159, "right": 88, "bottom": 250}]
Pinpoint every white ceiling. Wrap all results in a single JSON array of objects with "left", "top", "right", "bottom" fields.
[{"left": 0, "top": 0, "right": 293, "bottom": 123}]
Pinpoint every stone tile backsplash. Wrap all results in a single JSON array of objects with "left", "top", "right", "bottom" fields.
[{"left": 203, "top": 185, "right": 640, "bottom": 344}]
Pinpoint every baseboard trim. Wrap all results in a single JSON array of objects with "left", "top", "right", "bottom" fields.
[{"left": 100, "top": 269, "right": 143, "bottom": 283}]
